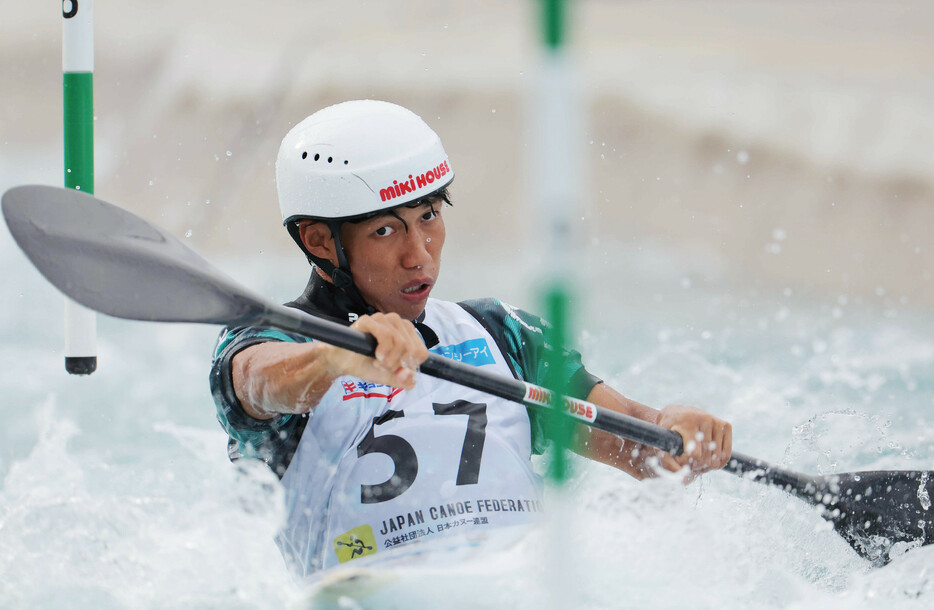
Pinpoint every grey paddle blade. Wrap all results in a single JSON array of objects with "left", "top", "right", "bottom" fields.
[
  {"left": 2, "top": 185, "right": 267, "bottom": 325},
  {"left": 820, "top": 470, "right": 934, "bottom": 566}
]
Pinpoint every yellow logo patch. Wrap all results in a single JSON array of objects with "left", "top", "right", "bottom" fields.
[{"left": 333, "top": 524, "right": 378, "bottom": 563}]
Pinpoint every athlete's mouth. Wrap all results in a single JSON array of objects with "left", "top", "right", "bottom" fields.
[
  {"left": 400, "top": 279, "right": 433, "bottom": 300},
  {"left": 402, "top": 284, "right": 429, "bottom": 294}
]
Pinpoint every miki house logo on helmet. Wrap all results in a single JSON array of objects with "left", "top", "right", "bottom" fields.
[{"left": 378, "top": 161, "right": 452, "bottom": 202}]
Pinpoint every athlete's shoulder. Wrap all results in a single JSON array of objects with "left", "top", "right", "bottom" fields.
[
  {"left": 423, "top": 297, "right": 494, "bottom": 326},
  {"left": 458, "top": 298, "right": 546, "bottom": 337}
]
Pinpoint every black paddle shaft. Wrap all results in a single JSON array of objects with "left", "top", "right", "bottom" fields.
[
  {"left": 1, "top": 184, "right": 685, "bottom": 457},
  {"left": 255, "top": 303, "right": 687, "bottom": 455},
  {"left": 4, "top": 184, "right": 933, "bottom": 565}
]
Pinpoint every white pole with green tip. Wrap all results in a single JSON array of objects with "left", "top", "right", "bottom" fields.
[
  {"left": 533, "top": 0, "right": 582, "bottom": 606},
  {"left": 534, "top": 0, "right": 582, "bottom": 484},
  {"left": 62, "top": 0, "right": 98, "bottom": 375}
]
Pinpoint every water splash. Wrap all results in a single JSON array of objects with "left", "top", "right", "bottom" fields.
[
  {"left": 919, "top": 472, "right": 931, "bottom": 511},
  {"left": 3, "top": 240, "right": 933, "bottom": 607}
]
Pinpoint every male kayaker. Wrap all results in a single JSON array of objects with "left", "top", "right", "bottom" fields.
[{"left": 210, "top": 100, "right": 732, "bottom": 576}]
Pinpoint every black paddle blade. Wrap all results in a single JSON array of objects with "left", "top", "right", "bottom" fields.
[
  {"left": 2, "top": 185, "right": 267, "bottom": 325},
  {"left": 727, "top": 453, "right": 933, "bottom": 566},
  {"left": 817, "top": 470, "right": 934, "bottom": 566}
]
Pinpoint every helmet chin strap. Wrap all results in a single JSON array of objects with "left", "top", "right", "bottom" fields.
[
  {"left": 287, "top": 220, "right": 378, "bottom": 316},
  {"left": 325, "top": 221, "right": 353, "bottom": 289},
  {"left": 323, "top": 220, "right": 378, "bottom": 316}
]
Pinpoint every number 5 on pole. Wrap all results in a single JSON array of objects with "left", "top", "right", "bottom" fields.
[{"left": 63, "top": 0, "right": 97, "bottom": 375}]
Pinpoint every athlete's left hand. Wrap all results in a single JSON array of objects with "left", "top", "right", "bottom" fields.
[{"left": 656, "top": 404, "right": 732, "bottom": 483}]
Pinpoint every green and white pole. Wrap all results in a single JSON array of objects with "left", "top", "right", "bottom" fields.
[
  {"left": 62, "top": 0, "right": 97, "bottom": 375},
  {"left": 534, "top": 0, "right": 581, "bottom": 485},
  {"left": 532, "top": 0, "right": 584, "bottom": 605}
]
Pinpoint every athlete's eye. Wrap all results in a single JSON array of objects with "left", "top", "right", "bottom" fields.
[
  {"left": 422, "top": 208, "right": 439, "bottom": 221},
  {"left": 374, "top": 225, "right": 395, "bottom": 237}
]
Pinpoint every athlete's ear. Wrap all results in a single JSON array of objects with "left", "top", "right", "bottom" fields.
[{"left": 299, "top": 221, "right": 338, "bottom": 265}]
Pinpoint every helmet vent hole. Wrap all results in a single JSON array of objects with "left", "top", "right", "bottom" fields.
[
  {"left": 314, "top": 153, "right": 320, "bottom": 161},
  {"left": 301, "top": 151, "right": 307, "bottom": 159},
  {"left": 327, "top": 157, "right": 333, "bottom": 163}
]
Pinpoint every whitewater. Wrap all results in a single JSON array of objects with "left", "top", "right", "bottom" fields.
[
  {"left": 3, "top": 1, "right": 933, "bottom": 606},
  {"left": 1, "top": 214, "right": 932, "bottom": 607}
]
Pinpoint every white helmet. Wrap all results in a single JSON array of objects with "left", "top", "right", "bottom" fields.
[{"left": 277, "top": 100, "right": 454, "bottom": 223}]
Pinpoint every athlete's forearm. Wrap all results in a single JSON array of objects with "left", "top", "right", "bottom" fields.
[
  {"left": 232, "top": 314, "right": 428, "bottom": 420},
  {"left": 232, "top": 341, "right": 338, "bottom": 419},
  {"left": 574, "top": 383, "right": 664, "bottom": 480}
]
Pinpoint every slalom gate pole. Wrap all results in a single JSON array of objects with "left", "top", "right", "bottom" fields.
[
  {"left": 535, "top": 0, "right": 582, "bottom": 485},
  {"left": 62, "top": 0, "right": 98, "bottom": 375},
  {"left": 533, "top": 0, "right": 584, "bottom": 606}
]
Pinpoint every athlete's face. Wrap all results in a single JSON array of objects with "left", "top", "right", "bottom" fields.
[{"left": 341, "top": 200, "right": 446, "bottom": 320}]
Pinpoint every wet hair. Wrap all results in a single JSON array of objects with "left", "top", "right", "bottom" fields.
[
  {"left": 287, "top": 186, "right": 452, "bottom": 262},
  {"left": 346, "top": 187, "right": 452, "bottom": 233},
  {"left": 345, "top": 187, "right": 452, "bottom": 225}
]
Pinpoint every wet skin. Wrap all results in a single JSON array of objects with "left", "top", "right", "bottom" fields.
[{"left": 305, "top": 201, "right": 445, "bottom": 321}]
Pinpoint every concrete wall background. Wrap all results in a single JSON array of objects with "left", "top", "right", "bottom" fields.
[{"left": 2, "top": 0, "right": 932, "bottom": 306}]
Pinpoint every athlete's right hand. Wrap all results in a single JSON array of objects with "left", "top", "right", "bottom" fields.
[{"left": 324, "top": 313, "right": 429, "bottom": 390}]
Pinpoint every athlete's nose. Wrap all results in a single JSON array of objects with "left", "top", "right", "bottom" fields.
[{"left": 402, "top": 225, "right": 433, "bottom": 269}]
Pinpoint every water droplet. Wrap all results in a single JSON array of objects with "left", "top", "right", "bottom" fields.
[
  {"left": 226, "top": 150, "right": 232, "bottom": 157},
  {"left": 185, "top": 229, "right": 192, "bottom": 238},
  {"left": 737, "top": 150, "right": 749, "bottom": 164}
]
